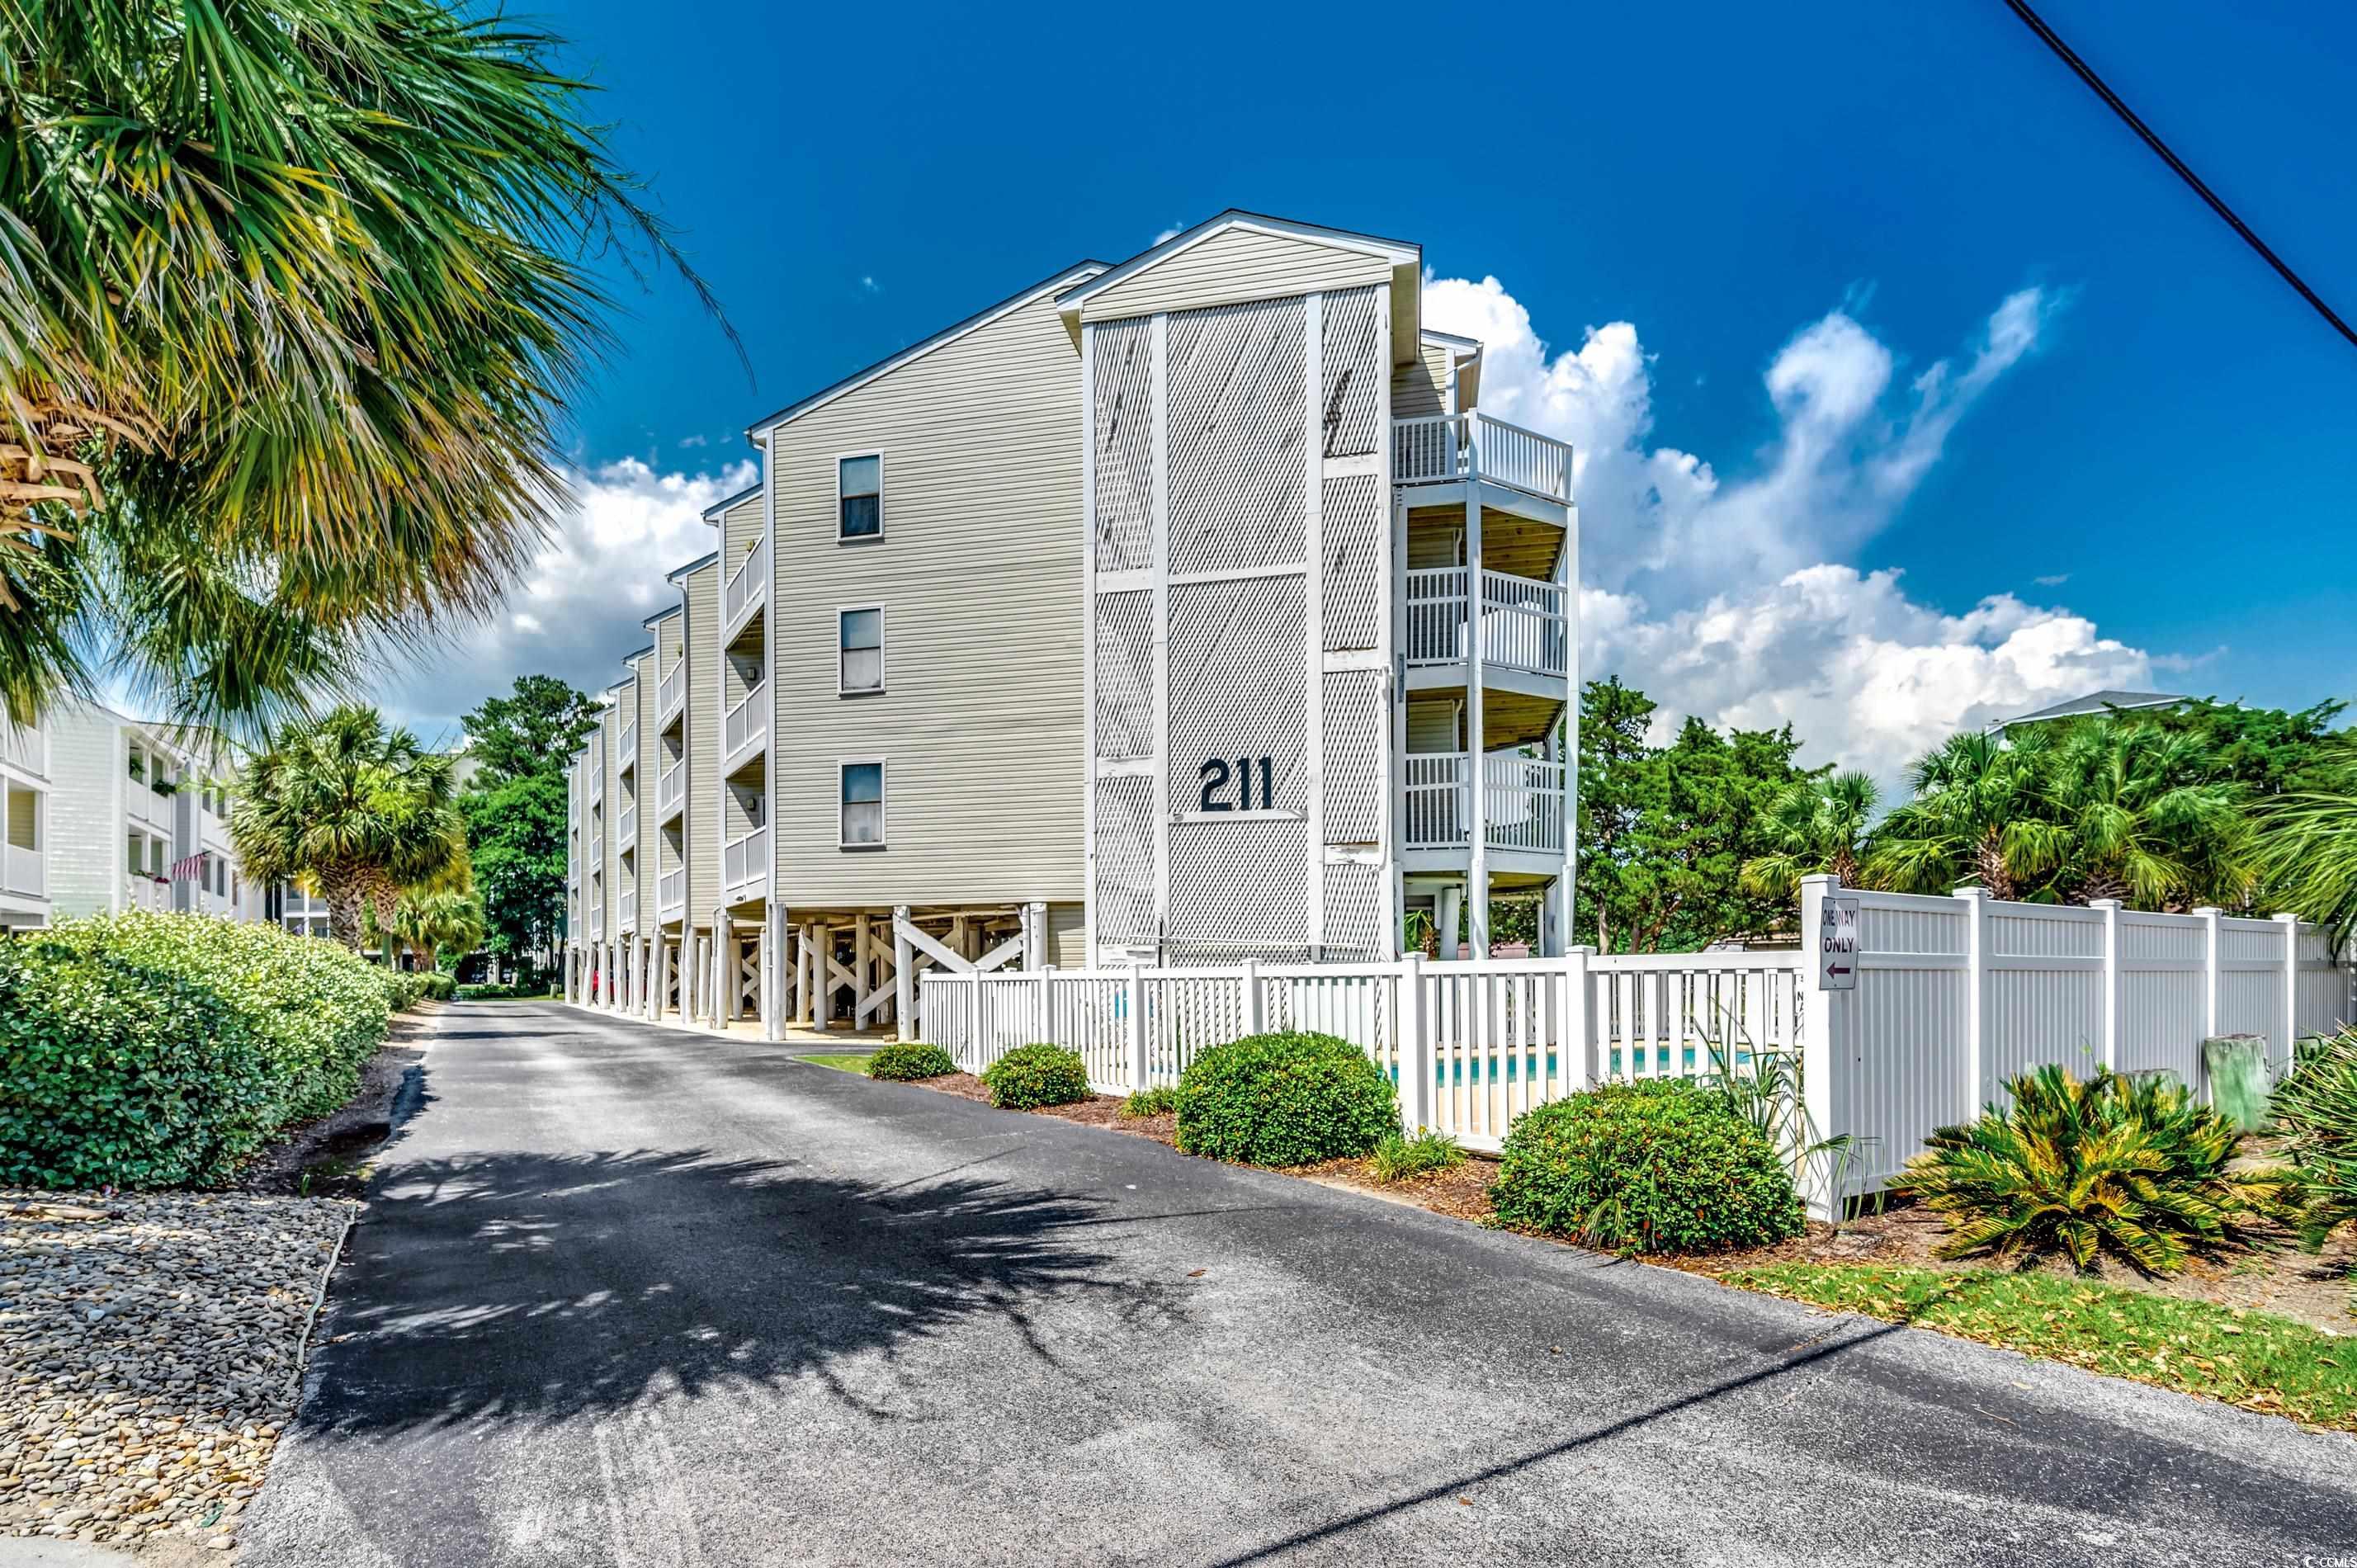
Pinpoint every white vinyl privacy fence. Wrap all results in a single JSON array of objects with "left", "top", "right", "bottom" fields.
[{"left": 919, "top": 876, "right": 2351, "bottom": 1218}]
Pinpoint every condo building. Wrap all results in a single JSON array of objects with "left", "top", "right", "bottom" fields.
[{"left": 565, "top": 212, "right": 1577, "bottom": 1033}]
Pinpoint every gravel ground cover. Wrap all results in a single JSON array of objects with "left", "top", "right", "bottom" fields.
[{"left": 0, "top": 1193, "right": 358, "bottom": 1553}]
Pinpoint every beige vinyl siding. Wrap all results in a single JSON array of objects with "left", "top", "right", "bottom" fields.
[
  {"left": 1047, "top": 901, "right": 1087, "bottom": 967},
  {"left": 682, "top": 564, "right": 720, "bottom": 932},
  {"left": 723, "top": 492, "right": 763, "bottom": 579},
  {"left": 631, "top": 655, "right": 656, "bottom": 924},
  {"left": 1407, "top": 698, "right": 1461, "bottom": 754},
  {"left": 1081, "top": 226, "right": 1391, "bottom": 324},
  {"left": 769, "top": 288, "right": 1083, "bottom": 908},
  {"left": 598, "top": 706, "right": 619, "bottom": 937}
]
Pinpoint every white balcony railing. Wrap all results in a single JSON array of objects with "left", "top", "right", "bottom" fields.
[
  {"left": 724, "top": 681, "right": 768, "bottom": 763},
  {"left": 619, "top": 888, "right": 637, "bottom": 932},
  {"left": 659, "top": 867, "right": 684, "bottom": 916},
  {"left": 588, "top": 907, "right": 604, "bottom": 940},
  {"left": 658, "top": 663, "right": 685, "bottom": 723},
  {"left": 617, "top": 803, "right": 636, "bottom": 852},
  {"left": 2, "top": 843, "right": 43, "bottom": 898},
  {"left": 724, "top": 826, "right": 768, "bottom": 894},
  {"left": 1402, "top": 752, "right": 1566, "bottom": 855},
  {"left": 127, "top": 784, "right": 172, "bottom": 831},
  {"left": 658, "top": 761, "right": 685, "bottom": 818},
  {"left": 588, "top": 758, "right": 603, "bottom": 805},
  {"left": 1392, "top": 411, "right": 1571, "bottom": 503},
  {"left": 589, "top": 830, "right": 604, "bottom": 868},
  {"left": 1403, "top": 567, "right": 1571, "bottom": 679},
  {"left": 123, "top": 875, "right": 171, "bottom": 913},
  {"left": 723, "top": 530, "right": 769, "bottom": 631},
  {"left": 617, "top": 722, "right": 637, "bottom": 772}
]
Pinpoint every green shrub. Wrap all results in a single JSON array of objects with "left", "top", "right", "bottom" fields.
[
  {"left": 870, "top": 1042, "right": 958, "bottom": 1081},
  {"left": 980, "top": 1043, "right": 1091, "bottom": 1110},
  {"left": 1121, "top": 1084, "right": 1180, "bottom": 1119},
  {"left": 1368, "top": 1126, "right": 1465, "bottom": 1183},
  {"left": 1173, "top": 1032, "right": 1396, "bottom": 1168},
  {"left": 1490, "top": 1079, "right": 1804, "bottom": 1254},
  {"left": 420, "top": 972, "right": 456, "bottom": 1002},
  {"left": 2274, "top": 1029, "right": 2357, "bottom": 1264},
  {"left": 379, "top": 970, "right": 432, "bottom": 1011},
  {"left": 1902, "top": 1064, "right": 2292, "bottom": 1276},
  {"left": 0, "top": 912, "right": 393, "bottom": 1188}
]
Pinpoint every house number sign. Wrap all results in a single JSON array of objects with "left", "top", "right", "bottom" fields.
[{"left": 1197, "top": 756, "right": 1274, "bottom": 812}]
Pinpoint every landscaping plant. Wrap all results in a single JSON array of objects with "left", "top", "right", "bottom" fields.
[
  {"left": 0, "top": 913, "right": 392, "bottom": 1188},
  {"left": 2269, "top": 1027, "right": 2357, "bottom": 1304},
  {"left": 1901, "top": 1064, "right": 2291, "bottom": 1276},
  {"left": 1489, "top": 1079, "right": 1804, "bottom": 1254},
  {"left": 869, "top": 1043, "right": 958, "bottom": 1082},
  {"left": 1172, "top": 1032, "right": 1397, "bottom": 1168},
  {"left": 980, "top": 1044, "right": 1092, "bottom": 1110},
  {"left": 1367, "top": 1127, "right": 1465, "bottom": 1184},
  {"left": 1121, "top": 1084, "right": 1181, "bottom": 1119}
]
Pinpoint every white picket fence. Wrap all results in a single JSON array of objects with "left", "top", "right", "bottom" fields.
[{"left": 919, "top": 877, "right": 2353, "bottom": 1218}]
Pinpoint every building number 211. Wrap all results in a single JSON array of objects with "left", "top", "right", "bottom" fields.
[{"left": 1199, "top": 757, "right": 1273, "bottom": 812}]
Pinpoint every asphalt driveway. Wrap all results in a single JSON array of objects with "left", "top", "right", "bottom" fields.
[{"left": 243, "top": 1002, "right": 2357, "bottom": 1566}]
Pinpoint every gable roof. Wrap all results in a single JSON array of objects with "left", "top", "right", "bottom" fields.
[
  {"left": 665, "top": 550, "right": 720, "bottom": 583},
  {"left": 700, "top": 483, "right": 760, "bottom": 524},
  {"left": 744, "top": 259, "right": 1109, "bottom": 439},
  {"left": 1998, "top": 690, "right": 2192, "bottom": 727},
  {"left": 641, "top": 604, "right": 683, "bottom": 630}
]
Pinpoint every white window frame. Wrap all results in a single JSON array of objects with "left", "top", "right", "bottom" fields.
[
  {"left": 834, "top": 451, "right": 886, "bottom": 543},
  {"left": 837, "top": 604, "right": 886, "bottom": 697},
  {"left": 837, "top": 758, "right": 886, "bottom": 851}
]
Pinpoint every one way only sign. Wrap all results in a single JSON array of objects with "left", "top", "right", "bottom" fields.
[{"left": 1818, "top": 895, "right": 1861, "bottom": 990}]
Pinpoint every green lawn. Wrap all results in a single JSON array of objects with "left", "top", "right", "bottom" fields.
[
  {"left": 1722, "top": 1262, "right": 2356, "bottom": 1432},
  {"left": 796, "top": 1055, "right": 874, "bottom": 1076}
]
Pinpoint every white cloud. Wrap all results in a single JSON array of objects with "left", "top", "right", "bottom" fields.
[
  {"left": 1152, "top": 225, "right": 1183, "bottom": 245},
  {"left": 1426, "top": 275, "right": 2151, "bottom": 783},
  {"left": 2033, "top": 573, "right": 2070, "bottom": 587},
  {"left": 382, "top": 456, "right": 755, "bottom": 738},
  {"left": 858, "top": 275, "right": 881, "bottom": 295},
  {"left": 678, "top": 433, "right": 708, "bottom": 449}
]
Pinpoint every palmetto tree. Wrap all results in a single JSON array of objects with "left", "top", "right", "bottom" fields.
[
  {"left": 374, "top": 885, "right": 489, "bottom": 972},
  {"left": 2254, "top": 763, "right": 2357, "bottom": 949},
  {"left": 1864, "top": 729, "right": 2052, "bottom": 900},
  {"left": 2010, "top": 722, "right": 2251, "bottom": 907},
  {"left": 230, "top": 706, "right": 465, "bottom": 950},
  {"left": 1740, "top": 770, "right": 1879, "bottom": 900},
  {"left": 0, "top": 0, "right": 730, "bottom": 731}
]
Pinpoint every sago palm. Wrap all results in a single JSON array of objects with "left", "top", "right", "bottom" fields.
[
  {"left": 1741, "top": 770, "right": 1879, "bottom": 900},
  {"left": 0, "top": 0, "right": 730, "bottom": 731},
  {"left": 1864, "top": 729, "right": 2052, "bottom": 900},
  {"left": 230, "top": 706, "right": 465, "bottom": 950},
  {"left": 2010, "top": 721, "right": 2251, "bottom": 907},
  {"left": 1901, "top": 1065, "right": 2290, "bottom": 1276}
]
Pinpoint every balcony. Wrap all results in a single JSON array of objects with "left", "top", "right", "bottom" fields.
[
  {"left": 619, "top": 888, "right": 637, "bottom": 932},
  {"left": 1405, "top": 567, "right": 1571, "bottom": 680},
  {"left": 617, "top": 722, "right": 637, "bottom": 773},
  {"left": 723, "top": 826, "right": 768, "bottom": 899},
  {"left": 724, "top": 681, "right": 768, "bottom": 772},
  {"left": 123, "top": 874, "right": 171, "bottom": 913},
  {"left": 588, "top": 762, "right": 603, "bottom": 806},
  {"left": 1393, "top": 412, "right": 1571, "bottom": 503},
  {"left": 657, "top": 760, "right": 685, "bottom": 823},
  {"left": 2, "top": 843, "right": 43, "bottom": 899},
  {"left": 617, "top": 802, "right": 636, "bottom": 853},
  {"left": 722, "top": 530, "right": 769, "bottom": 636},
  {"left": 588, "top": 907, "right": 604, "bottom": 940},
  {"left": 658, "top": 663, "right": 685, "bottom": 725},
  {"left": 127, "top": 781, "right": 172, "bottom": 832},
  {"left": 1402, "top": 752, "right": 1567, "bottom": 856},
  {"left": 589, "top": 829, "right": 604, "bottom": 867},
  {"left": 659, "top": 867, "right": 684, "bottom": 919}
]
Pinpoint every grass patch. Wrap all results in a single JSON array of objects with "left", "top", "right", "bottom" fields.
[
  {"left": 1722, "top": 1261, "right": 2357, "bottom": 1432},
  {"left": 1367, "top": 1127, "right": 1466, "bottom": 1183},
  {"left": 796, "top": 1055, "right": 874, "bottom": 1076},
  {"left": 1122, "top": 1084, "right": 1179, "bottom": 1119}
]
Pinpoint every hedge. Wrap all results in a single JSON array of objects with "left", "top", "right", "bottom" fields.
[
  {"left": 0, "top": 912, "right": 394, "bottom": 1189},
  {"left": 980, "top": 1043, "right": 1091, "bottom": 1109},
  {"left": 1173, "top": 1032, "right": 1397, "bottom": 1168},
  {"left": 869, "top": 1042, "right": 958, "bottom": 1081}
]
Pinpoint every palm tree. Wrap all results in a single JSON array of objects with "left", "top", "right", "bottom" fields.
[
  {"left": 2011, "top": 722, "right": 2251, "bottom": 908},
  {"left": 1864, "top": 729, "right": 2052, "bottom": 900},
  {"left": 1741, "top": 771, "right": 1880, "bottom": 900},
  {"left": 0, "top": 0, "right": 731, "bottom": 732},
  {"left": 2255, "top": 764, "right": 2357, "bottom": 949},
  {"left": 373, "top": 885, "right": 489, "bottom": 973},
  {"left": 230, "top": 706, "right": 465, "bottom": 950}
]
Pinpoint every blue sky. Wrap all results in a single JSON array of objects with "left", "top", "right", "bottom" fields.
[{"left": 394, "top": 0, "right": 2355, "bottom": 780}]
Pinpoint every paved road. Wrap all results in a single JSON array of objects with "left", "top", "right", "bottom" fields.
[{"left": 244, "top": 1003, "right": 2357, "bottom": 1567}]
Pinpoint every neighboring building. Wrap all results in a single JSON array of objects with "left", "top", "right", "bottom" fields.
[
  {"left": 0, "top": 716, "right": 50, "bottom": 929},
  {"left": 564, "top": 211, "right": 1578, "bottom": 1033},
  {"left": 272, "top": 882, "right": 333, "bottom": 939},
  {"left": 1992, "top": 690, "right": 2191, "bottom": 730},
  {"left": 41, "top": 706, "right": 264, "bottom": 924}
]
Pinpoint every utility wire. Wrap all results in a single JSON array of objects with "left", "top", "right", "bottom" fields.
[{"left": 2001, "top": 0, "right": 2357, "bottom": 350}]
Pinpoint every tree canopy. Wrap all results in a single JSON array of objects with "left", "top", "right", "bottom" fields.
[{"left": 456, "top": 674, "right": 601, "bottom": 969}]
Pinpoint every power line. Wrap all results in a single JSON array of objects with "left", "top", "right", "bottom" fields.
[{"left": 2001, "top": 0, "right": 2357, "bottom": 351}]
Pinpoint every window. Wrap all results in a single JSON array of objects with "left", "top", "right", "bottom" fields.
[
  {"left": 839, "top": 761, "right": 885, "bottom": 848},
  {"left": 839, "top": 607, "right": 884, "bottom": 695},
  {"left": 838, "top": 454, "right": 882, "bottom": 540}
]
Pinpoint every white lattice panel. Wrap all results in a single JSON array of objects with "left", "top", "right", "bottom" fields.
[
  {"left": 1168, "top": 575, "right": 1306, "bottom": 812},
  {"left": 1321, "top": 860, "right": 1387, "bottom": 960},
  {"left": 1093, "top": 775, "right": 1155, "bottom": 947},
  {"left": 1321, "top": 473, "right": 1383, "bottom": 651},
  {"left": 1167, "top": 298, "right": 1306, "bottom": 576},
  {"left": 1320, "top": 286, "right": 1382, "bottom": 458},
  {"left": 1322, "top": 669, "right": 1383, "bottom": 844},
  {"left": 1094, "top": 590, "right": 1153, "bottom": 759},
  {"left": 1168, "top": 818, "right": 1309, "bottom": 953},
  {"left": 1093, "top": 318, "right": 1154, "bottom": 574}
]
